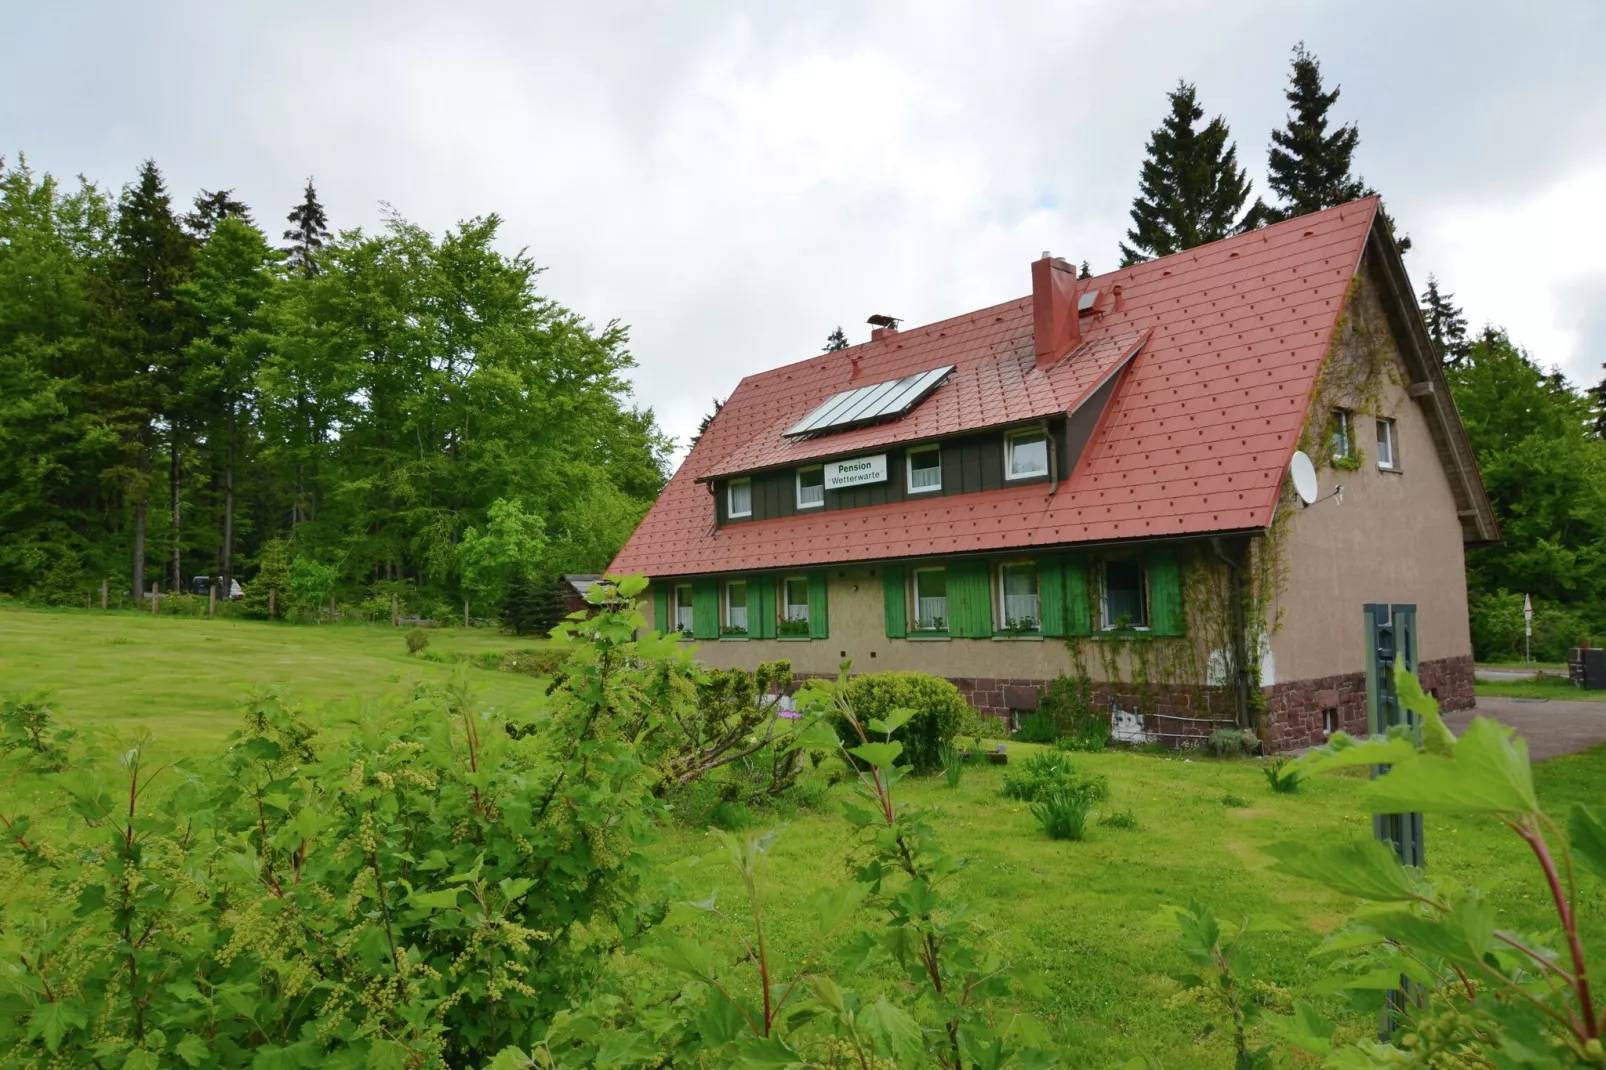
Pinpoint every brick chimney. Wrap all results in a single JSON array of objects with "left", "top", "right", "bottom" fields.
[{"left": 1032, "top": 252, "right": 1080, "bottom": 369}]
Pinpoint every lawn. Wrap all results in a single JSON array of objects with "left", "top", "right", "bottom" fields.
[
  {"left": 3, "top": 606, "right": 1603, "bottom": 1066},
  {"left": 1475, "top": 670, "right": 1606, "bottom": 702},
  {"left": 0, "top": 605, "right": 555, "bottom": 746}
]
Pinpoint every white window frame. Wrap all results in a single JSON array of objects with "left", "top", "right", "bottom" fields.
[
  {"left": 672, "top": 583, "right": 694, "bottom": 637},
  {"left": 995, "top": 559, "right": 1041, "bottom": 632},
  {"left": 1100, "top": 557, "right": 1149, "bottom": 631},
  {"left": 781, "top": 576, "right": 810, "bottom": 623},
  {"left": 1375, "top": 418, "right": 1398, "bottom": 471},
  {"left": 724, "top": 579, "right": 748, "bottom": 633},
  {"left": 1331, "top": 409, "right": 1353, "bottom": 459},
  {"left": 906, "top": 445, "right": 942, "bottom": 494},
  {"left": 796, "top": 466, "right": 824, "bottom": 510},
  {"left": 911, "top": 566, "right": 948, "bottom": 632},
  {"left": 727, "top": 478, "right": 753, "bottom": 518},
  {"left": 1004, "top": 428, "right": 1050, "bottom": 481}
]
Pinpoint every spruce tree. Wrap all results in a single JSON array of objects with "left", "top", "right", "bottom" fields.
[
  {"left": 688, "top": 397, "right": 724, "bottom": 448},
  {"left": 1078, "top": 260, "right": 1092, "bottom": 280},
  {"left": 1419, "top": 274, "right": 1470, "bottom": 367},
  {"left": 1119, "top": 81, "right": 1262, "bottom": 266},
  {"left": 184, "top": 189, "right": 252, "bottom": 239},
  {"left": 822, "top": 326, "right": 849, "bottom": 352},
  {"left": 283, "top": 178, "right": 330, "bottom": 278},
  {"left": 500, "top": 570, "right": 541, "bottom": 634},
  {"left": 1264, "top": 43, "right": 1411, "bottom": 253}
]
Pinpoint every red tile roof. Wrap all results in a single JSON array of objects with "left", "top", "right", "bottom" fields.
[{"left": 610, "top": 198, "right": 1380, "bottom": 579}]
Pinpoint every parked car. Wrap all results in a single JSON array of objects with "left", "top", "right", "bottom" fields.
[{"left": 189, "top": 576, "right": 244, "bottom": 599}]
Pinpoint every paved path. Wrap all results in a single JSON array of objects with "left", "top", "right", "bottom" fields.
[
  {"left": 1451, "top": 697, "right": 1606, "bottom": 761},
  {"left": 1474, "top": 668, "right": 1541, "bottom": 682}
]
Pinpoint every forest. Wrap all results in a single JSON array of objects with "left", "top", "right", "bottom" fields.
[{"left": 0, "top": 157, "right": 671, "bottom": 622}]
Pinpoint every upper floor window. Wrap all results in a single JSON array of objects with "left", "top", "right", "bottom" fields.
[
  {"left": 728, "top": 478, "right": 753, "bottom": 518},
  {"left": 1375, "top": 418, "right": 1398, "bottom": 470},
  {"left": 997, "top": 561, "right": 1041, "bottom": 631},
  {"left": 672, "top": 583, "right": 694, "bottom": 637},
  {"left": 907, "top": 446, "right": 942, "bottom": 493},
  {"left": 1005, "top": 429, "right": 1049, "bottom": 480},
  {"left": 796, "top": 466, "right": 824, "bottom": 509},
  {"left": 912, "top": 567, "right": 948, "bottom": 631},
  {"left": 724, "top": 579, "right": 748, "bottom": 634},
  {"left": 1331, "top": 409, "right": 1353, "bottom": 460},
  {"left": 1101, "top": 558, "right": 1147, "bottom": 630}
]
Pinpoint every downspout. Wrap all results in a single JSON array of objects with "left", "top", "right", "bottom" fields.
[
  {"left": 1041, "top": 418, "right": 1060, "bottom": 497},
  {"left": 1211, "top": 536, "right": 1252, "bottom": 731}
]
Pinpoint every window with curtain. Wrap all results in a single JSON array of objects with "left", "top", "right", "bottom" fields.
[
  {"left": 780, "top": 577, "right": 810, "bottom": 635},
  {"left": 724, "top": 579, "right": 748, "bottom": 633},
  {"left": 1005, "top": 429, "right": 1049, "bottom": 480},
  {"left": 912, "top": 568, "right": 947, "bottom": 631},
  {"left": 907, "top": 446, "right": 941, "bottom": 492},
  {"left": 997, "top": 562, "right": 1040, "bottom": 630},
  {"left": 796, "top": 467, "right": 824, "bottom": 508},
  {"left": 727, "top": 478, "right": 752, "bottom": 518},
  {"left": 673, "top": 584, "right": 694, "bottom": 636}
]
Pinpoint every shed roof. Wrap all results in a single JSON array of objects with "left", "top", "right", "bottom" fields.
[{"left": 608, "top": 198, "right": 1491, "bottom": 580}]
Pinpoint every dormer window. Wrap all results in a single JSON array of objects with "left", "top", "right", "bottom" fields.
[
  {"left": 907, "top": 446, "right": 941, "bottom": 493},
  {"left": 727, "top": 478, "right": 752, "bottom": 518},
  {"left": 796, "top": 466, "right": 825, "bottom": 509},
  {"left": 1005, "top": 429, "right": 1049, "bottom": 480}
]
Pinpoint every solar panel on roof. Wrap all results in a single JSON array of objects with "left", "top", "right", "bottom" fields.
[{"left": 784, "top": 365, "right": 954, "bottom": 438}]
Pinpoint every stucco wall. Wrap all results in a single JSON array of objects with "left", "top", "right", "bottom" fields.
[{"left": 1265, "top": 260, "right": 1473, "bottom": 684}]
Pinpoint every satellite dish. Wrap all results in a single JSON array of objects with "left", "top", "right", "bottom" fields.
[{"left": 1289, "top": 450, "right": 1318, "bottom": 505}]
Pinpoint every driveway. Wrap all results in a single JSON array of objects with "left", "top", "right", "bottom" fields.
[{"left": 1451, "top": 697, "right": 1606, "bottom": 761}]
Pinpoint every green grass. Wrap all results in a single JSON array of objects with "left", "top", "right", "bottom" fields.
[
  {"left": 3, "top": 606, "right": 1604, "bottom": 1065},
  {"left": 0, "top": 605, "right": 555, "bottom": 746},
  {"left": 1475, "top": 670, "right": 1606, "bottom": 702}
]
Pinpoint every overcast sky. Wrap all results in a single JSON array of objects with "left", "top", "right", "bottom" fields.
[{"left": 6, "top": 1, "right": 1604, "bottom": 461}]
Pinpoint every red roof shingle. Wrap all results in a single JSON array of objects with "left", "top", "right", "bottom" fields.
[{"left": 610, "top": 198, "right": 1379, "bottom": 579}]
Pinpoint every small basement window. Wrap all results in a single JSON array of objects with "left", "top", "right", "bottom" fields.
[
  {"left": 796, "top": 466, "right": 824, "bottom": 509},
  {"left": 1331, "top": 409, "right": 1353, "bottom": 460},
  {"left": 997, "top": 561, "right": 1041, "bottom": 631},
  {"left": 1005, "top": 429, "right": 1049, "bottom": 480},
  {"left": 1375, "top": 418, "right": 1398, "bottom": 471},
  {"left": 912, "top": 567, "right": 948, "bottom": 631},
  {"left": 907, "top": 446, "right": 942, "bottom": 493},
  {"left": 724, "top": 579, "right": 748, "bottom": 634},
  {"left": 1101, "top": 558, "right": 1148, "bottom": 630},
  {"left": 727, "top": 478, "right": 753, "bottom": 518},
  {"left": 672, "top": 583, "right": 694, "bottom": 637},
  {"left": 780, "top": 576, "right": 810, "bottom": 635}
]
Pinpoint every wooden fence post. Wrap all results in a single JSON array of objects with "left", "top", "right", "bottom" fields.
[
  {"left": 464, "top": 599, "right": 470, "bottom": 629},
  {"left": 152, "top": 582, "right": 160, "bottom": 615},
  {"left": 329, "top": 591, "right": 336, "bottom": 623},
  {"left": 269, "top": 586, "right": 276, "bottom": 619},
  {"left": 209, "top": 583, "right": 217, "bottom": 617},
  {"left": 101, "top": 578, "right": 108, "bottom": 610},
  {"left": 391, "top": 592, "right": 399, "bottom": 627}
]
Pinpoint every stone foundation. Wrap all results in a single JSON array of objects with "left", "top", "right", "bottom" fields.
[{"left": 1260, "top": 653, "right": 1475, "bottom": 751}]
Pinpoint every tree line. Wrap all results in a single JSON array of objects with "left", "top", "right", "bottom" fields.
[{"left": 0, "top": 157, "right": 671, "bottom": 620}]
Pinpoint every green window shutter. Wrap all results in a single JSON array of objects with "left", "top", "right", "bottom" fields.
[
  {"left": 653, "top": 584, "right": 669, "bottom": 637},
  {"left": 754, "top": 575, "right": 776, "bottom": 639},
  {"left": 883, "top": 565, "right": 907, "bottom": 639},
  {"left": 1039, "top": 556, "right": 1065, "bottom": 637},
  {"left": 1064, "top": 555, "right": 1092, "bottom": 636},
  {"left": 693, "top": 579, "right": 720, "bottom": 639},
  {"left": 808, "top": 571, "right": 830, "bottom": 638},
  {"left": 1148, "top": 548, "right": 1185, "bottom": 637},
  {"left": 948, "top": 559, "right": 994, "bottom": 638}
]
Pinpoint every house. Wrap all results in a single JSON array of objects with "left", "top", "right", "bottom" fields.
[
  {"left": 561, "top": 574, "right": 604, "bottom": 616},
  {"left": 607, "top": 198, "right": 1497, "bottom": 750}
]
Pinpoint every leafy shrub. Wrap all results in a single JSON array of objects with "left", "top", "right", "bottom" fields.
[
  {"left": 973, "top": 714, "right": 1010, "bottom": 740},
  {"left": 835, "top": 671, "right": 972, "bottom": 774},
  {"left": 1205, "top": 726, "right": 1259, "bottom": 758},
  {"left": 1099, "top": 806, "right": 1139, "bottom": 830},
  {"left": 708, "top": 799, "right": 753, "bottom": 830},
  {"left": 1002, "top": 750, "right": 1107, "bottom": 805},
  {"left": 1032, "top": 790, "right": 1090, "bottom": 840},
  {"left": 1263, "top": 757, "right": 1305, "bottom": 794},
  {"left": 1013, "top": 710, "right": 1057, "bottom": 743},
  {"left": 501, "top": 647, "right": 569, "bottom": 676},
  {"left": 1471, "top": 588, "right": 1596, "bottom": 662},
  {"left": 474, "top": 649, "right": 505, "bottom": 670},
  {"left": 1038, "top": 672, "right": 1102, "bottom": 738},
  {"left": 405, "top": 626, "right": 430, "bottom": 655},
  {"left": 154, "top": 591, "right": 210, "bottom": 616}
]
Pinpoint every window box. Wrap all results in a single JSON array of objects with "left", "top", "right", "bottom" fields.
[
  {"left": 777, "top": 617, "right": 811, "bottom": 637},
  {"left": 1004, "top": 428, "right": 1049, "bottom": 480},
  {"left": 907, "top": 446, "right": 942, "bottom": 493},
  {"left": 796, "top": 466, "right": 824, "bottom": 509},
  {"left": 727, "top": 478, "right": 752, "bottom": 518}
]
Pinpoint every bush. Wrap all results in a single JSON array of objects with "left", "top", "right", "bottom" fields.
[
  {"left": 405, "top": 626, "right": 430, "bottom": 655},
  {"left": 1205, "top": 727, "right": 1259, "bottom": 758},
  {"left": 501, "top": 647, "right": 569, "bottom": 676},
  {"left": 708, "top": 799, "right": 753, "bottom": 831},
  {"left": 1038, "top": 672, "right": 1102, "bottom": 739},
  {"left": 1263, "top": 757, "right": 1305, "bottom": 794},
  {"left": 1031, "top": 790, "right": 1090, "bottom": 840},
  {"left": 1013, "top": 710, "right": 1057, "bottom": 743},
  {"left": 1002, "top": 751, "right": 1107, "bottom": 805},
  {"left": 153, "top": 591, "right": 210, "bottom": 617},
  {"left": 836, "top": 671, "right": 972, "bottom": 774},
  {"left": 1470, "top": 588, "right": 1597, "bottom": 662}
]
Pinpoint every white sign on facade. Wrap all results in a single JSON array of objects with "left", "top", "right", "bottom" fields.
[{"left": 824, "top": 454, "right": 888, "bottom": 490}]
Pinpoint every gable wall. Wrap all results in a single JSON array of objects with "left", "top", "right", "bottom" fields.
[{"left": 1265, "top": 255, "right": 1473, "bottom": 686}]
